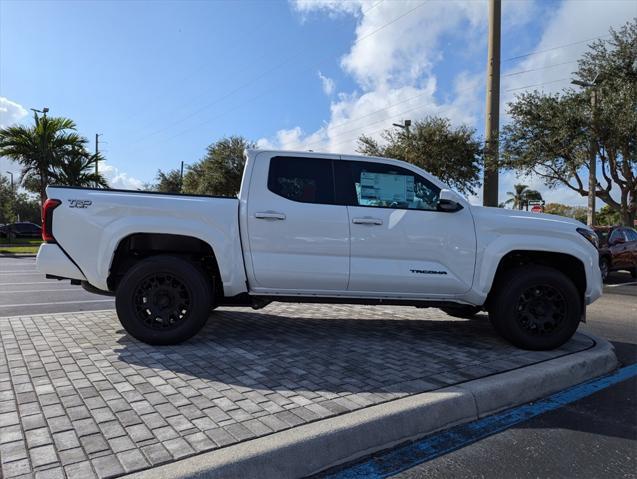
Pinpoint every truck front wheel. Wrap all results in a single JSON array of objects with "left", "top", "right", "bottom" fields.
[
  {"left": 115, "top": 255, "right": 213, "bottom": 345},
  {"left": 488, "top": 265, "right": 580, "bottom": 350}
]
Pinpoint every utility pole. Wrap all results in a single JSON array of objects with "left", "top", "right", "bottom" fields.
[
  {"left": 572, "top": 78, "right": 600, "bottom": 227},
  {"left": 483, "top": 0, "right": 501, "bottom": 207},
  {"left": 95, "top": 134, "right": 101, "bottom": 175},
  {"left": 94, "top": 133, "right": 102, "bottom": 188},
  {"left": 180, "top": 161, "right": 184, "bottom": 192},
  {"left": 5, "top": 171, "right": 13, "bottom": 190}
]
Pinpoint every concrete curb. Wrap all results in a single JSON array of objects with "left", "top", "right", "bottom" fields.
[
  {"left": 125, "top": 334, "right": 617, "bottom": 479},
  {"left": 0, "top": 253, "right": 37, "bottom": 257}
]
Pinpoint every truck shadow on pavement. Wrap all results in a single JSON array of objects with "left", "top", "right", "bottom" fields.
[{"left": 113, "top": 306, "right": 593, "bottom": 396}]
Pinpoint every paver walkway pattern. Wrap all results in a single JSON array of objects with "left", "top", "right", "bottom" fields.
[{"left": 0, "top": 305, "right": 593, "bottom": 478}]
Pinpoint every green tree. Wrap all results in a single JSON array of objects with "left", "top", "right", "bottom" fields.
[
  {"left": 0, "top": 174, "right": 16, "bottom": 224},
  {"left": 502, "top": 20, "right": 637, "bottom": 226},
  {"left": 0, "top": 112, "right": 87, "bottom": 205},
  {"left": 357, "top": 117, "right": 482, "bottom": 195},
  {"left": 147, "top": 168, "right": 183, "bottom": 193},
  {"left": 13, "top": 193, "right": 41, "bottom": 224},
  {"left": 50, "top": 149, "right": 108, "bottom": 188},
  {"left": 504, "top": 184, "right": 542, "bottom": 210},
  {"left": 183, "top": 136, "right": 255, "bottom": 196},
  {"left": 596, "top": 205, "right": 621, "bottom": 225},
  {"left": 544, "top": 203, "right": 588, "bottom": 224}
]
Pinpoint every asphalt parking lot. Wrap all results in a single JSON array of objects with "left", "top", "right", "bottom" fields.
[{"left": 0, "top": 256, "right": 114, "bottom": 317}]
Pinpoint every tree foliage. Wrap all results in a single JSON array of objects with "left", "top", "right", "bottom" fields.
[
  {"left": 0, "top": 174, "right": 41, "bottom": 224},
  {"left": 147, "top": 169, "right": 183, "bottom": 193},
  {"left": 357, "top": 117, "right": 482, "bottom": 195},
  {"left": 596, "top": 205, "right": 622, "bottom": 226},
  {"left": 0, "top": 112, "right": 108, "bottom": 204},
  {"left": 504, "top": 184, "right": 542, "bottom": 210},
  {"left": 50, "top": 150, "right": 108, "bottom": 188},
  {"left": 543, "top": 203, "right": 588, "bottom": 224},
  {"left": 182, "top": 136, "right": 255, "bottom": 196},
  {"left": 502, "top": 20, "right": 637, "bottom": 225}
]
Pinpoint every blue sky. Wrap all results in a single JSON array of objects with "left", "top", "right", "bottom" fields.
[{"left": 1, "top": 0, "right": 635, "bottom": 204}]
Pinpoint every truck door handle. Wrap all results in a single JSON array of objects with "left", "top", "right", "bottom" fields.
[
  {"left": 255, "top": 211, "right": 286, "bottom": 220},
  {"left": 352, "top": 217, "right": 383, "bottom": 225}
]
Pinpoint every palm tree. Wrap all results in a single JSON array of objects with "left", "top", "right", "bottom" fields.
[
  {"left": 50, "top": 149, "right": 108, "bottom": 188},
  {"left": 505, "top": 184, "right": 542, "bottom": 210},
  {"left": 0, "top": 112, "right": 86, "bottom": 205}
]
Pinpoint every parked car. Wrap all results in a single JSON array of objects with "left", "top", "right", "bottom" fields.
[
  {"left": 36, "top": 149, "right": 602, "bottom": 350},
  {"left": 594, "top": 226, "right": 637, "bottom": 281},
  {"left": 0, "top": 222, "right": 42, "bottom": 239}
]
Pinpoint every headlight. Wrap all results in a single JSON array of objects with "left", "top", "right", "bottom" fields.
[{"left": 577, "top": 227, "right": 599, "bottom": 248}]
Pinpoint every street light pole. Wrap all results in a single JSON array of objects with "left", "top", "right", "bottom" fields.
[
  {"left": 392, "top": 120, "right": 412, "bottom": 136},
  {"left": 572, "top": 78, "right": 600, "bottom": 227},
  {"left": 5, "top": 171, "right": 13, "bottom": 190}
]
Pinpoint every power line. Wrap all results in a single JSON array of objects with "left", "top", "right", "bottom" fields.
[
  {"left": 126, "top": 0, "right": 424, "bottom": 148},
  {"left": 502, "top": 60, "right": 576, "bottom": 77},
  {"left": 504, "top": 77, "right": 570, "bottom": 92},
  {"left": 127, "top": 1, "right": 386, "bottom": 130},
  {"left": 129, "top": 14, "right": 609, "bottom": 153},
  {"left": 308, "top": 75, "right": 577, "bottom": 152},
  {"left": 503, "top": 34, "right": 609, "bottom": 62}
]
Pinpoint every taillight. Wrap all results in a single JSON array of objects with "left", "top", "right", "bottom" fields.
[{"left": 42, "top": 199, "right": 61, "bottom": 243}]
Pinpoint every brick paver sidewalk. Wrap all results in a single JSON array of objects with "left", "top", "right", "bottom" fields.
[{"left": 0, "top": 305, "right": 592, "bottom": 478}]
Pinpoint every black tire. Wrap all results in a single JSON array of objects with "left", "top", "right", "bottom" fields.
[
  {"left": 488, "top": 265, "right": 581, "bottom": 350},
  {"left": 599, "top": 256, "right": 610, "bottom": 283},
  {"left": 115, "top": 255, "right": 213, "bottom": 345},
  {"left": 440, "top": 305, "right": 482, "bottom": 319},
  {"left": 631, "top": 267, "right": 637, "bottom": 279}
]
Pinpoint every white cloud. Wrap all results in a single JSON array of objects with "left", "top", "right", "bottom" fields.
[
  {"left": 100, "top": 162, "right": 145, "bottom": 190},
  {"left": 0, "top": 97, "right": 28, "bottom": 128},
  {"left": 0, "top": 98, "right": 29, "bottom": 185},
  {"left": 262, "top": 1, "right": 499, "bottom": 154},
  {"left": 318, "top": 71, "right": 335, "bottom": 96},
  {"left": 272, "top": 0, "right": 630, "bottom": 209}
]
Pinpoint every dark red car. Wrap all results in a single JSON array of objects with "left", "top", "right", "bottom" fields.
[{"left": 594, "top": 226, "right": 637, "bottom": 281}]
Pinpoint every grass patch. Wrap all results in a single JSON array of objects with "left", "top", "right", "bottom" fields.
[
  {"left": 0, "top": 245, "right": 40, "bottom": 254},
  {"left": 0, "top": 237, "right": 42, "bottom": 245}
]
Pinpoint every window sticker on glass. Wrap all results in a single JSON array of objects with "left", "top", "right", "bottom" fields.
[{"left": 358, "top": 171, "right": 414, "bottom": 205}]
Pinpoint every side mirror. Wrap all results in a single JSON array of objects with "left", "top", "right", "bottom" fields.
[
  {"left": 437, "top": 189, "right": 464, "bottom": 212},
  {"left": 611, "top": 236, "right": 625, "bottom": 246}
]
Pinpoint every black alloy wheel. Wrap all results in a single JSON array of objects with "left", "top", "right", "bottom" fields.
[
  {"left": 116, "top": 255, "right": 213, "bottom": 345},
  {"left": 515, "top": 284, "right": 566, "bottom": 336},
  {"left": 133, "top": 272, "right": 192, "bottom": 330},
  {"left": 488, "top": 265, "right": 580, "bottom": 350}
]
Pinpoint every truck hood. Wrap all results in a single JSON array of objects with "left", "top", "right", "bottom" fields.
[{"left": 469, "top": 205, "right": 585, "bottom": 233}]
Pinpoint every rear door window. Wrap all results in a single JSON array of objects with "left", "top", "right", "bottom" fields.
[{"left": 268, "top": 156, "right": 335, "bottom": 205}]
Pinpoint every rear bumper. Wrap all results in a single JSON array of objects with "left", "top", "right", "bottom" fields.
[{"left": 36, "top": 243, "right": 86, "bottom": 281}]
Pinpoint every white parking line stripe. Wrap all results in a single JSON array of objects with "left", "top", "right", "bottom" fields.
[
  {"left": 0, "top": 272, "right": 42, "bottom": 275},
  {"left": 607, "top": 281, "right": 637, "bottom": 288},
  {"left": 0, "top": 281, "right": 60, "bottom": 285},
  {"left": 0, "top": 299, "right": 114, "bottom": 308},
  {"left": 0, "top": 289, "right": 81, "bottom": 294}
]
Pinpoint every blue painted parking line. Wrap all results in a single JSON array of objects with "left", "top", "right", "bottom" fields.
[{"left": 321, "top": 363, "right": 637, "bottom": 479}]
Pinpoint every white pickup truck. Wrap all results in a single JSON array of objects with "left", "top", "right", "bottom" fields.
[{"left": 37, "top": 149, "right": 602, "bottom": 350}]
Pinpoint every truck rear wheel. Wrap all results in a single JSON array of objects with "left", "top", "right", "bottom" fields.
[
  {"left": 115, "top": 255, "right": 213, "bottom": 345},
  {"left": 488, "top": 265, "right": 580, "bottom": 350}
]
